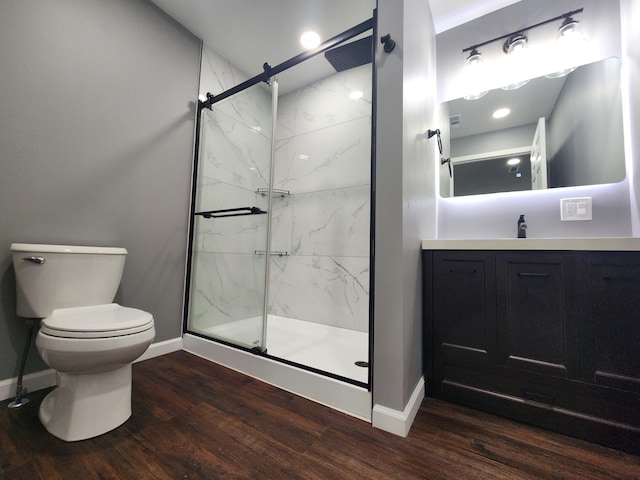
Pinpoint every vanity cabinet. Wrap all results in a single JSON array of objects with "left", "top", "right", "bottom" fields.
[{"left": 424, "top": 249, "right": 640, "bottom": 454}]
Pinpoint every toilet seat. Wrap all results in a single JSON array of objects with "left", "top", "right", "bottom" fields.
[{"left": 40, "top": 303, "right": 154, "bottom": 339}]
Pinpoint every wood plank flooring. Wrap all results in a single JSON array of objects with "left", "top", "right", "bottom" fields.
[{"left": 1, "top": 351, "right": 639, "bottom": 479}]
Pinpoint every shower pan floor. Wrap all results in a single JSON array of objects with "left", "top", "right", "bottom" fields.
[{"left": 200, "top": 315, "right": 368, "bottom": 384}]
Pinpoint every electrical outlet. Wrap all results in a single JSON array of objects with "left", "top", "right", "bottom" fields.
[{"left": 561, "top": 197, "right": 592, "bottom": 221}]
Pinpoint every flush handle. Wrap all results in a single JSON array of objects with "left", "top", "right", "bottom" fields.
[{"left": 23, "top": 256, "right": 46, "bottom": 265}]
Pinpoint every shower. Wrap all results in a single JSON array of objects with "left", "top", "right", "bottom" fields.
[{"left": 184, "top": 18, "right": 375, "bottom": 393}]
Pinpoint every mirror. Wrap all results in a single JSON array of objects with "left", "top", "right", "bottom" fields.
[{"left": 440, "top": 57, "right": 625, "bottom": 197}]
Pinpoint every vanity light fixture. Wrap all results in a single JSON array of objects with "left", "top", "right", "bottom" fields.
[
  {"left": 501, "top": 34, "right": 530, "bottom": 90},
  {"left": 463, "top": 48, "right": 488, "bottom": 100},
  {"left": 461, "top": 8, "right": 584, "bottom": 93},
  {"left": 546, "top": 14, "right": 587, "bottom": 78},
  {"left": 557, "top": 15, "right": 584, "bottom": 42},
  {"left": 503, "top": 34, "right": 528, "bottom": 55}
]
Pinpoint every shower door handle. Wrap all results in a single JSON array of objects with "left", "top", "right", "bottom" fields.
[{"left": 195, "top": 206, "right": 267, "bottom": 218}]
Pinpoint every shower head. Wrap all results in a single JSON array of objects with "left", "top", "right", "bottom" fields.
[{"left": 324, "top": 36, "right": 373, "bottom": 72}]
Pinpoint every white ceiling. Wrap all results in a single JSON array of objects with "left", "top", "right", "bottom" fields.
[{"left": 150, "top": 0, "right": 521, "bottom": 93}]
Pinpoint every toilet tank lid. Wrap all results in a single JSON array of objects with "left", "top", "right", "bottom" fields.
[{"left": 10, "top": 243, "right": 127, "bottom": 255}]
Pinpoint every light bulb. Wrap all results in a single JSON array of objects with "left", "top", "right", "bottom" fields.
[
  {"left": 463, "top": 49, "right": 488, "bottom": 100},
  {"left": 300, "top": 31, "right": 321, "bottom": 50}
]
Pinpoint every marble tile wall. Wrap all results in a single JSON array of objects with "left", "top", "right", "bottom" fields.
[
  {"left": 270, "top": 64, "right": 372, "bottom": 332},
  {"left": 190, "top": 43, "right": 372, "bottom": 335}
]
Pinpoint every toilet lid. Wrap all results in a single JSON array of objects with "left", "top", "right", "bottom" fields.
[{"left": 40, "top": 303, "right": 154, "bottom": 338}]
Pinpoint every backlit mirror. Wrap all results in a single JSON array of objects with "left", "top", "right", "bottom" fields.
[{"left": 440, "top": 57, "right": 624, "bottom": 197}]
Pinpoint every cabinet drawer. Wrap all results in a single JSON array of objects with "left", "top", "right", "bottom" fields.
[{"left": 435, "top": 353, "right": 640, "bottom": 428}]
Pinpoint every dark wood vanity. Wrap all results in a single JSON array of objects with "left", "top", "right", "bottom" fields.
[{"left": 422, "top": 239, "right": 640, "bottom": 454}]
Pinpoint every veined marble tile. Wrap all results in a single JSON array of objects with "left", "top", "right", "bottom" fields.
[
  {"left": 268, "top": 194, "right": 294, "bottom": 255},
  {"left": 188, "top": 252, "right": 267, "bottom": 330},
  {"left": 200, "top": 45, "right": 246, "bottom": 97},
  {"left": 273, "top": 116, "right": 371, "bottom": 193},
  {"left": 194, "top": 215, "right": 269, "bottom": 255},
  {"left": 292, "top": 187, "right": 370, "bottom": 257},
  {"left": 268, "top": 255, "right": 369, "bottom": 332},
  {"left": 275, "top": 91, "right": 296, "bottom": 141},
  {"left": 200, "top": 108, "right": 271, "bottom": 192},
  {"left": 200, "top": 45, "right": 273, "bottom": 135},
  {"left": 294, "top": 65, "right": 372, "bottom": 136}
]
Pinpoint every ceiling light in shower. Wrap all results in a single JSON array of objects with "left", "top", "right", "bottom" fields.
[
  {"left": 493, "top": 108, "right": 511, "bottom": 119},
  {"left": 300, "top": 31, "right": 321, "bottom": 50},
  {"left": 349, "top": 90, "right": 364, "bottom": 100}
]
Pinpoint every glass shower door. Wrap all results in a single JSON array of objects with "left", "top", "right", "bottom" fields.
[{"left": 187, "top": 82, "right": 275, "bottom": 350}]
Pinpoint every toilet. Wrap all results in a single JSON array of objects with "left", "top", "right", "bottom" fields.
[{"left": 10, "top": 243, "right": 155, "bottom": 442}]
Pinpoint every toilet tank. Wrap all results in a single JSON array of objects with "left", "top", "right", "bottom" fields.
[{"left": 10, "top": 243, "right": 127, "bottom": 319}]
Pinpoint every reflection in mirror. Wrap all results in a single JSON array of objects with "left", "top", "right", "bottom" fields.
[{"left": 440, "top": 57, "right": 625, "bottom": 197}]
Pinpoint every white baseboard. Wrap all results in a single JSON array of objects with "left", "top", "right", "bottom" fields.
[
  {"left": 1, "top": 337, "right": 183, "bottom": 402},
  {"left": 135, "top": 337, "right": 183, "bottom": 363},
  {"left": 372, "top": 376, "right": 425, "bottom": 437},
  {"left": 0, "top": 368, "right": 56, "bottom": 402}
]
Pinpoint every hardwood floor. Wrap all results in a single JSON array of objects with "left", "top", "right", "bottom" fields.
[{"left": 1, "top": 351, "right": 639, "bottom": 479}]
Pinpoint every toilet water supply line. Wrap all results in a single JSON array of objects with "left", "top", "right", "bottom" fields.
[{"left": 8, "top": 318, "right": 37, "bottom": 408}]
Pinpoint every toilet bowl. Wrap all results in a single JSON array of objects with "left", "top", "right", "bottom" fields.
[
  {"left": 36, "top": 303, "right": 154, "bottom": 441},
  {"left": 10, "top": 243, "right": 155, "bottom": 442}
]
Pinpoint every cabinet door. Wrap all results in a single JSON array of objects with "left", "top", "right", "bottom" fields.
[
  {"left": 580, "top": 252, "right": 640, "bottom": 392},
  {"left": 433, "top": 251, "right": 497, "bottom": 363},
  {"left": 496, "top": 252, "right": 579, "bottom": 378}
]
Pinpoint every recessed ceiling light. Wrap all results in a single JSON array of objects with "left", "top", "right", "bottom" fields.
[
  {"left": 507, "top": 158, "right": 521, "bottom": 165},
  {"left": 300, "top": 31, "right": 321, "bottom": 50},
  {"left": 493, "top": 108, "right": 511, "bottom": 119}
]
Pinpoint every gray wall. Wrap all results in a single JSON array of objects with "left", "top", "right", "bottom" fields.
[
  {"left": 451, "top": 124, "right": 536, "bottom": 159},
  {"left": 547, "top": 58, "right": 625, "bottom": 187},
  {"left": 0, "top": 0, "right": 200, "bottom": 382},
  {"left": 621, "top": 0, "right": 640, "bottom": 235},
  {"left": 374, "top": 0, "right": 436, "bottom": 414}
]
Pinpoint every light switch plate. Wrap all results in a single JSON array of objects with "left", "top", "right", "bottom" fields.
[{"left": 561, "top": 197, "right": 592, "bottom": 221}]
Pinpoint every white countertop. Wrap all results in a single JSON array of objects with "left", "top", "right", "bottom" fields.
[{"left": 421, "top": 238, "right": 640, "bottom": 251}]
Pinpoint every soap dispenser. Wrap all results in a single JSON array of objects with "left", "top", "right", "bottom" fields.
[{"left": 517, "top": 215, "right": 527, "bottom": 238}]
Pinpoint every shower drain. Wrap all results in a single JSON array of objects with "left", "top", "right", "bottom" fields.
[{"left": 355, "top": 361, "right": 369, "bottom": 368}]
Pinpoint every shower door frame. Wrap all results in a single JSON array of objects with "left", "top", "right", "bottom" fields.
[{"left": 183, "top": 14, "right": 377, "bottom": 390}]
